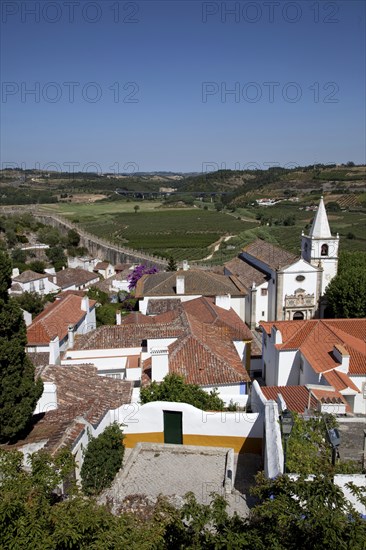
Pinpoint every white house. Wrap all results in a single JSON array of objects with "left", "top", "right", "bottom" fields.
[
  {"left": 26, "top": 294, "right": 97, "bottom": 365},
  {"left": 52, "top": 268, "right": 100, "bottom": 291},
  {"left": 260, "top": 319, "right": 366, "bottom": 414},
  {"left": 93, "top": 261, "right": 115, "bottom": 279},
  {"left": 135, "top": 268, "right": 247, "bottom": 321},
  {"left": 10, "top": 269, "right": 60, "bottom": 296}
]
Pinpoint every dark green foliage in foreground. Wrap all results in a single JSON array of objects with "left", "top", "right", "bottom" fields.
[
  {"left": 0, "top": 251, "right": 43, "bottom": 442},
  {"left": 80, "top": 423, "right": 125, "bottom": 495},
  {"left": 325, "top": 251, "right": 366, "bottom": 318},
  {"left": 1, "top": 447, "right": 365, "bottom": 549},
  {"left": 140, "top": 373, "right": 225, "bottom": 411},
  {"left": 286, "top": 413, "right": 361, "bottom": 475}
]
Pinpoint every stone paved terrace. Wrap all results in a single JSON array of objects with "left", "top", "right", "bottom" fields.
[
  {"left": 100, "top": 443, "right": 262, "bottom": 517},
  {"left": 337, "top": 417, "right": 366, "bottom": 466}
]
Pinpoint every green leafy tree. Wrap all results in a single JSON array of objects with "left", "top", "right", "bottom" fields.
[
  {"left": 134, "top": 204, "right": 140, "bottom": 214},
  {"left": 249, "top": 473, "right": 366, "bottom": 549},
  {"left": 80, "top": 423, "right": 125, "bottom": 495},
  {"left": 87, "top": 286, "right": 109, "bottom": 305},
  {"left": 11, "top": 248, "right": 27, "bottom": 264},
  {"left": 27, "top": 260, "right": 46, "bottom": 273},
  {"left": 13, "top": 291, "right": 45, "bottom": 317},
  {"left": 286, "top": 413, "right": 360, "bottom": 475},
  {"left": 37, "top": 226, "right": 62, "bottom": 247},
  {"left": 46, "top": 246, "right": 67, "bottom": 271},
  {"left": 166, "top": 256, "right": 177, "bottom": 271},
  {"left": 66, "top": 228, "right": 80, "bottom": 247},
  {"left": 140, "top": 373, "right": 225, "bottom": 411},
  {"left": 0, "top": 251, "right": 43, "bottom": 442},
  {"left": 325, "top": 251, "right": 366, "bottom": 318}
]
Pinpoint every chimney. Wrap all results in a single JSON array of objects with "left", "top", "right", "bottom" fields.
[
  {"left": 53, "top": 275, "right": 57, "bottom": 285},
  {"left": 333, "top": 344, "right": 350, "bottom": 373},
  {"left": 68, "top": 324, "right": 75, "bottom": 349},
  {"left": 176, "top": 275, "right": 185, "bottom": 295},
  {"left": 116, "top": 310, "right": 122, "bottom": 325},
  {"left": 11, "top": 268, "right": 20, "bottom": 278},
  {"left": 182, "top": 260, "right": 189, "bottom": 271},
  {"left": 49, "top": 336, "right": 60, "bottom": 365},
  {"left": 81, "top": 295, "right": 89, "bottom": 312},
  {"left": 151, "top": 347, "right": 169, "bottom": 382},
  {"left": 215, "top": 294, "right": 231, "bottom": 310},
  {"left": 34, "top": 382, "right": 58, "bottom": 415}
]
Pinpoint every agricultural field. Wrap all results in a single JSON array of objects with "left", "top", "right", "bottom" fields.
[
  {"left": 41, "top": 202, "right": 256, "bottom": 261},
  {"left": 40, "top": 197, "right": 366, "bottom": 263}
]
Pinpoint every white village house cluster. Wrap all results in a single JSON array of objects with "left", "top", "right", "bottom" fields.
[{"left": 5, "top": 198, "right": 366, "bottom": 489}]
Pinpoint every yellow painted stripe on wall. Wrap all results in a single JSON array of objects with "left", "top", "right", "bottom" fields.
[
  {"left": 124, "top": 432, "right": 164, "bottom": 448},
  {"left": 184, "top": 434, "right": 262, "bottom": 454},
  {"left": 124, "top": 432, "right": 262, "bottom": 455}
]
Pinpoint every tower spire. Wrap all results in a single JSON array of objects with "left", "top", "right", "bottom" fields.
[{"left": 309, "top": 196, "right": 332, "bottom": 238}]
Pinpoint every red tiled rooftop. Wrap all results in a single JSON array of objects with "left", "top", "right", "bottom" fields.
[{"left": 27, "top": 295, "right": 96, "bottom": 345}]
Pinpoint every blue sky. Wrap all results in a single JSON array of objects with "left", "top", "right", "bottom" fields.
[{"left": 1, "top": 0, "right": 365, "bottom": 172}]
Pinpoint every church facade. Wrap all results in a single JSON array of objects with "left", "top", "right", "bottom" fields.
[{"left": 225, "top": 198, "right": 339, "bottom": 328}]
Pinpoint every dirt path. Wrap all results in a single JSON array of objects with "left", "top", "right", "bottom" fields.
[{"left": 201, "top": 235, "right": 235, "bottom": 261}]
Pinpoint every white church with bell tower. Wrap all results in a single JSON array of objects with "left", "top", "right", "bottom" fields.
[
  {"left": 226, "top": 197, "right": 339, "bottom": 326},
  {"left": 301, "top": 196, "right": 339, "bottom": 295}
]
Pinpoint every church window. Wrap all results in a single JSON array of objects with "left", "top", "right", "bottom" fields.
[
  {"left": 296, "top": 275, "right": 305, "bottom": 282},
  {"left": 321, "top": 244, "right": 328, "bottom": 256}
]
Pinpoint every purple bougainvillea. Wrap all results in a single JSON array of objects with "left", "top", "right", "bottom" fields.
[{"left": 127, "top": 264, "right": 158, "bottom": 291}]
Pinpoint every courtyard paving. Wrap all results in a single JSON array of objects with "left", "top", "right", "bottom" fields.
[{"left": 100, "top": 443, "right": 262, "bottom": 517}]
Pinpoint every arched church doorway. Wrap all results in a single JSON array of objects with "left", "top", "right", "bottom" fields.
[{"left": 293, "top": 311, "right": 304, "bottom": 320}]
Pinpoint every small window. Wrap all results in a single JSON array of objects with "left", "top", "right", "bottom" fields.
[
  {"left": 321, "top": 244, "right": 328, "bottom": 256},
  {"left": 296, "top": 275, "right": 305, "bottom": 282},
  {"left": 261, "top": 288, "right": 268, "bottom": 296},
  {"left": 261, "top": 311, "right": 265, "bottom": 317}
]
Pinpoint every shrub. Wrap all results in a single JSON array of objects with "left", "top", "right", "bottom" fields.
[
  {"left": 80, "top": 423, "right": 125, "bottom": 495},
  {"left": 140, "top": 373, "right": 225, "bottom": 411}
]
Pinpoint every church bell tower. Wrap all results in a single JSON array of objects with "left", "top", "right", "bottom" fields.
[{"left": 301, "top": 197, "right": 339, "bottom": 294}]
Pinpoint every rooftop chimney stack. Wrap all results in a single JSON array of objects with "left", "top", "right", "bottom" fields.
[
  {"left": 81, "top": 295, "right": 89, "bottom": 312},
  {"left": 151, "top": 347, "right": 169, "bottom": 382},
  {"left": 67, "top": 324, "right": 75, "bottom": 349},
  {"left": 182, "top": 260, "right": 189, "bottom": 271},
  {"left": 49, "top": 336, "right": 60, "bottom": 365},
  {"left": 176, "top": 275, "right": 185, "bottom": 295}
]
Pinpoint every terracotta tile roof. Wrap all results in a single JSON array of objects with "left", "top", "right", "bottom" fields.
[
  {"left": 224, "top": 257, "right": 268, "bottom": 289},
  {"left": 126, "top": 356, "right": 140, "bottom": 369},
  {"left": 10, "top": 282, "right": 23, "bottom": 293},
  {"left": 260, "top": 385, "right": 350, "bottom": 413},
  {"left": 135, "top": 268, "right": 246, "bottom": 298},
  {"left": 322, "top": 370, "right": 359, "bottom": 393},
  {"left": 183, "top": 297, "right": 253, "bottom": 340},
  {"left": 94, "top": 261, "right": 110, "bottom": 270},
  {"left": 53, "top": 268, "right": 99, "bottom": 289},
  {"left": 73, "top": 296, "right": 252, "bottom": 388},
  {"left": 115, "top": 263, "right": 130, "bottom": 271},
  {"left": 13, "top": 270, "right": 47, "bottom": 283},
  {"left": 261, "top": 385, "right": 317, "bottom": 413},
  {"left": 27, "top": 351, "right": 50, "bottom": 368},
  {"left": 241, "top": 239, "right": 298, "bottom": 270},
  {"left": 3, "top": 365, "right": 132, "bottom": 455},
  {"left": 260, "top": 318, "right": 365, "bottom": 393},
  {"left": 27, "top": 295, "right": 96, "bottom": 345},
  {"left": 146, "top": 298, "right": 182, "bottom": 315},
  {"left": 72, "top": 309, "right": 188, "bottom": 350},
  {"left": 41, "top": 364, "right": 133, "bottom": 425},
  {"left": 310, "top": 388, "right": 351, "bottom": 412}
]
